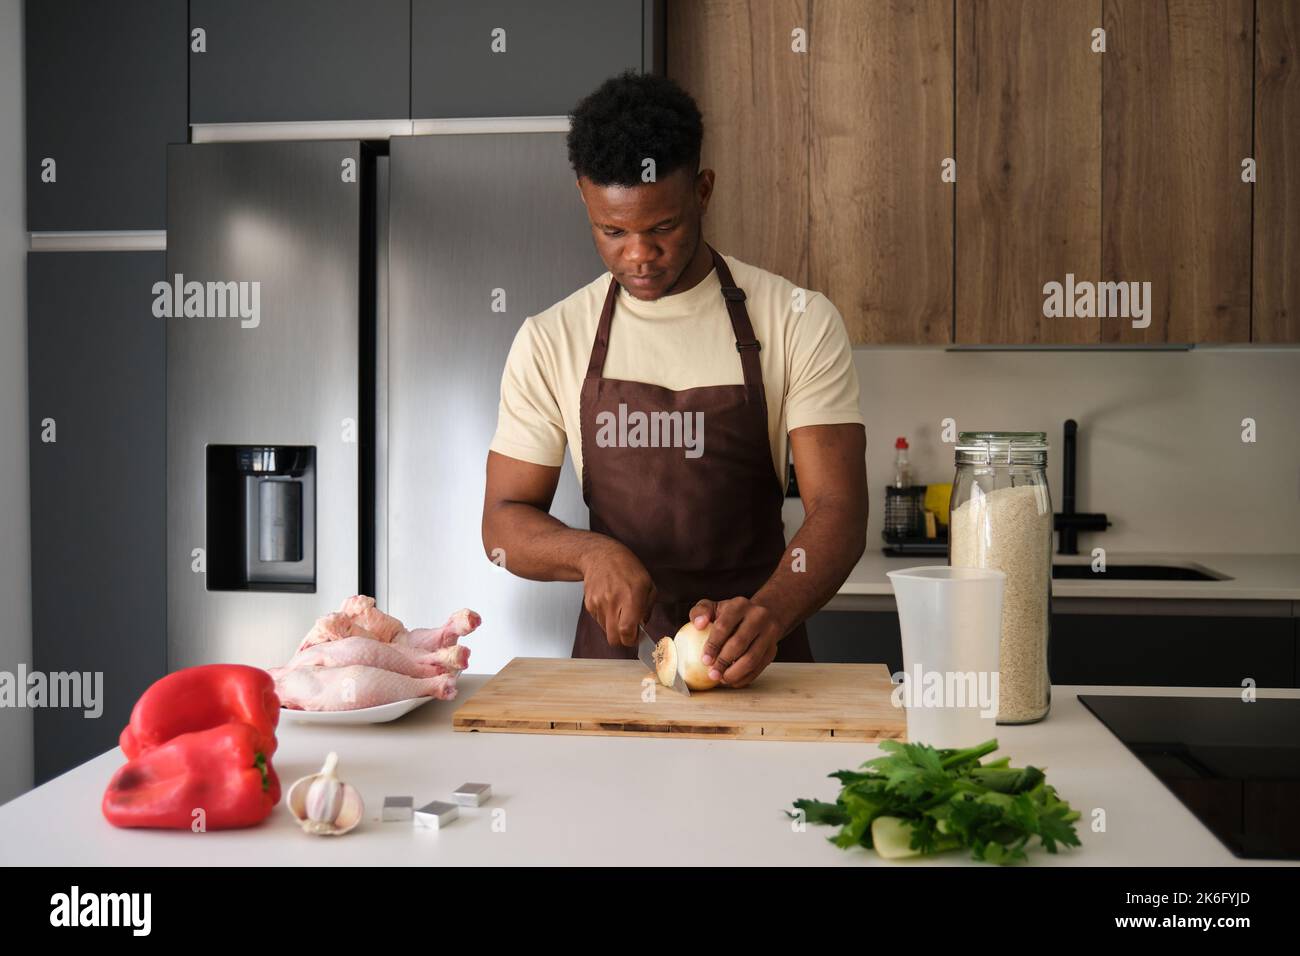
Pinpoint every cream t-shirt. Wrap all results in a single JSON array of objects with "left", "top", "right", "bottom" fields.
[{"left": 489, "top": 252, "right": 864, "bottom": 488}]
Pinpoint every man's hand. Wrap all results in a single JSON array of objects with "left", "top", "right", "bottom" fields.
[
  {"left": 688, "top": 597, "right": 788, "bottom": 688},
  {"left": 679, "top": 424, "right": 867, "bottom": 685},
  {"left": 581, "top": 538, "right": 657, "bottom": 648}
]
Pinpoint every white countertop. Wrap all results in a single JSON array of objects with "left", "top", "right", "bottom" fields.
[
  {"left": 1, "top": 677, "right": 1294, "bottom": 866},
  {"left": 833, "top": 550, "right": 1300, "bottom": 602}
]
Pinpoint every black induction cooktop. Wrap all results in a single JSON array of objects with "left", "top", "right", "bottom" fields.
[{"left": 1080, "top": 695, "right": 1300, "bottom": 860}]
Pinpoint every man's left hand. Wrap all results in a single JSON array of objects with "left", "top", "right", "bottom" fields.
[{"left": 687, "top": 597, "right": 787, "bottom": 688}]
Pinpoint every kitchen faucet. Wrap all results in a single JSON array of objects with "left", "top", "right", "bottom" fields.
[{"left": 1053, "top": 419, "right": 1111, "bottom": 555}]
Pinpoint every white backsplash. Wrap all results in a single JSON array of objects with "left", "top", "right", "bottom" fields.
[{"left": 848, "top": 348, "right": 1300, "bottom": 555}]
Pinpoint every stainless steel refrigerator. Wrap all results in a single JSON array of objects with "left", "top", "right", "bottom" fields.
[
  {"left": 167, "top": 133, "right": 602, "bottom": 670},
  {"left": 385, "top": 132, "right": 601, "bottom": 672},
  {"left": 167, "top": 140, "right": 378, "bottom": 669}
]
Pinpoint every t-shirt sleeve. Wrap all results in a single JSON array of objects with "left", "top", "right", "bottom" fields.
[
  {"left": 488, "top": 317, "right": 568, "bottom": 467},
  {"left": 784, "top": 294, "right": 865, "bottom": 432}
]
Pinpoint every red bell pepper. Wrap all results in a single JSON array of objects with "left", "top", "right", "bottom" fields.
[
  {"left": 103, "top": 722, "right": 277, "bottom": 830},
  {"left": 120, "top": 664, "right": 280, "bottom": 762}
]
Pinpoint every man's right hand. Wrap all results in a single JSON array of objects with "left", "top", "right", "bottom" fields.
[{"left": 579, "top": 538, "right": 656, "bottom": 648}]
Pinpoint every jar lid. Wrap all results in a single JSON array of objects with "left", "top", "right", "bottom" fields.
[{"left": 955, "top": 431, "right": 1048, "bottom": 465}]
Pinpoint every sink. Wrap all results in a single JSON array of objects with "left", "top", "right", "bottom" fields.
[{"left": 1052, "top": 563, "right": 1228, "bottom": 581}]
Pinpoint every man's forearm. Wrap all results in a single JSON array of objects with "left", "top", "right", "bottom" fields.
[
  {"left": 750, "top": 494, "right": 867, "bottom": 637},
  {"left": 482, "top": 500, "right": 611, "bottom": 582}
]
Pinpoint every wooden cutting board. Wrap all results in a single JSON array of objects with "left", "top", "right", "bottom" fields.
[{"left": 452, "top": 657, "right": 907, "bottom": 742}]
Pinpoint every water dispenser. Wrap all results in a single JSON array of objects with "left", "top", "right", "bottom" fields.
[{"left": 205, "top": 445, "right": 316, "bottom": 591}]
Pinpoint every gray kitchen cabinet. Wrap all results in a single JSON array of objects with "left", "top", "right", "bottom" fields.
[
  {"left": 1049, "top": 614, "right": 1295, "bottom": 689},
  {"left": 25, "top": 0, "right": 187, "bottom": 230},
  {"left": 411, "top": 0, "right": 661, "bottom": 119},
  {"left": 807, "top": 611, "right": 904, "bottom": 676},
  {"left": 809, "top": 609, "right": 1298, "bottom": 689},
  {"left": 27, "top": 252, "right": 167, "bottom": 784},
  {"left": 188, "top": 0, "right": 410, "bottom": 124}
]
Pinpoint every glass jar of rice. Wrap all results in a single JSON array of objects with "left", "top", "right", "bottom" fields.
[{"left": 949, "top": 432, "right": 1052, "bottom": 724}]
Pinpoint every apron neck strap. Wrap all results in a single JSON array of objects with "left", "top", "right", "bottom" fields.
[
  {"left": 585, "top": 275, "right": 620, "bottom": 381},
  {"left": 584, "top": 245, "right": 766, "bottom": 407},
  {"left": 710, "top": 247, "right": 764, "bottom": 406}
]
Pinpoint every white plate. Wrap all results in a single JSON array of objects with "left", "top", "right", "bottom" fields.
[{"left": 278, "top": 696, "right": 434, "bottom": 725}]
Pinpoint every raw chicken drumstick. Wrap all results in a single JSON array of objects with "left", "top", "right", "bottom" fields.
[
  {"left": 285, "top": 636, "right": 469, "bottom": 679},
  {"left": 276, "top": 596, "right": 480, "bottom": 711},
  {"left": 273, "top": 665, "right": 457, "bottom": 712},
  {"left": 397, "top": 609, "right": 482, "bottom": 651},
  {"left": 297, "top": 597, "right": 480, "bottom": 652}
]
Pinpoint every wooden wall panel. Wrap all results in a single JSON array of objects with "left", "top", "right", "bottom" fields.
[
  {"left": 809, "top": 0, "right": 953, "bottom": 344},
  {"left": 668, "top": 0, "right": 810, "bottom": 286},
  {"left": 1254, "top": 0, "right": 1300, "bottom": 343},
  {"left": 956, "top": 0, "right": 1103, "bottom": 345},
  {"left": 1102, "top": 0, "right": 1253, "bottom": 344}
]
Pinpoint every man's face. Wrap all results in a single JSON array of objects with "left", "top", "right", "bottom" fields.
[{"left": 576, "top": 166, "right": 713, "bottom": 300}]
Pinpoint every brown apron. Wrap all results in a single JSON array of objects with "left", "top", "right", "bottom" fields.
[{"left": 572, "top": 245, "right": 813, "bottom": 663}]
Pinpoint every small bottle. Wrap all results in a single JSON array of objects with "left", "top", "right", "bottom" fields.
[
  {"left": 886, "top": 437, "right": 914, "bottom": 538},
  {"left": 893, "top": 437, "right": 911, "bottom": 489}
]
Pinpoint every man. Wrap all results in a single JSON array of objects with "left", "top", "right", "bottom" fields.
[{"left": 482, "top": 71, "right": 867, "bottom": 688}]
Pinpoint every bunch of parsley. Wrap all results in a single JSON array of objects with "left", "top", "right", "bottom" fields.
[{"left": 790, "top": 738, "right": 1082, "bottom": 865}]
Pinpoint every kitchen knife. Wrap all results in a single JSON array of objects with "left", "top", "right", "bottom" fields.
[{"left": 637, "top": 624, "right": 691, "bottom": 697}]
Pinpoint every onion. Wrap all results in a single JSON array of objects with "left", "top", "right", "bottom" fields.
[{"left": 653, "top": 621, "right": 720, "bottom": 691}]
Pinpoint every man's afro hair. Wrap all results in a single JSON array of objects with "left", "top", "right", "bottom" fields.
[{"left": 567, "top": 70, "right": 704, "bottom": 187}]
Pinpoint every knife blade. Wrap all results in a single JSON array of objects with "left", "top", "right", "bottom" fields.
[
  {"left": 635, "top": 625, "right": 657, "bottom": 672},
  {"left": 637, "top": 624, "right": 691, "bottom": 697}
]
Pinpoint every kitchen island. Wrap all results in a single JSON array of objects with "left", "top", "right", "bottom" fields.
[{"left": 0, "top": 679, "right": 1294, "bottom": 866}]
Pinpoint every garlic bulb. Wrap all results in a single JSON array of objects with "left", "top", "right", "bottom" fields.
[{"left": 287, "top": 752, "right": 364, "bottom": 836}]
